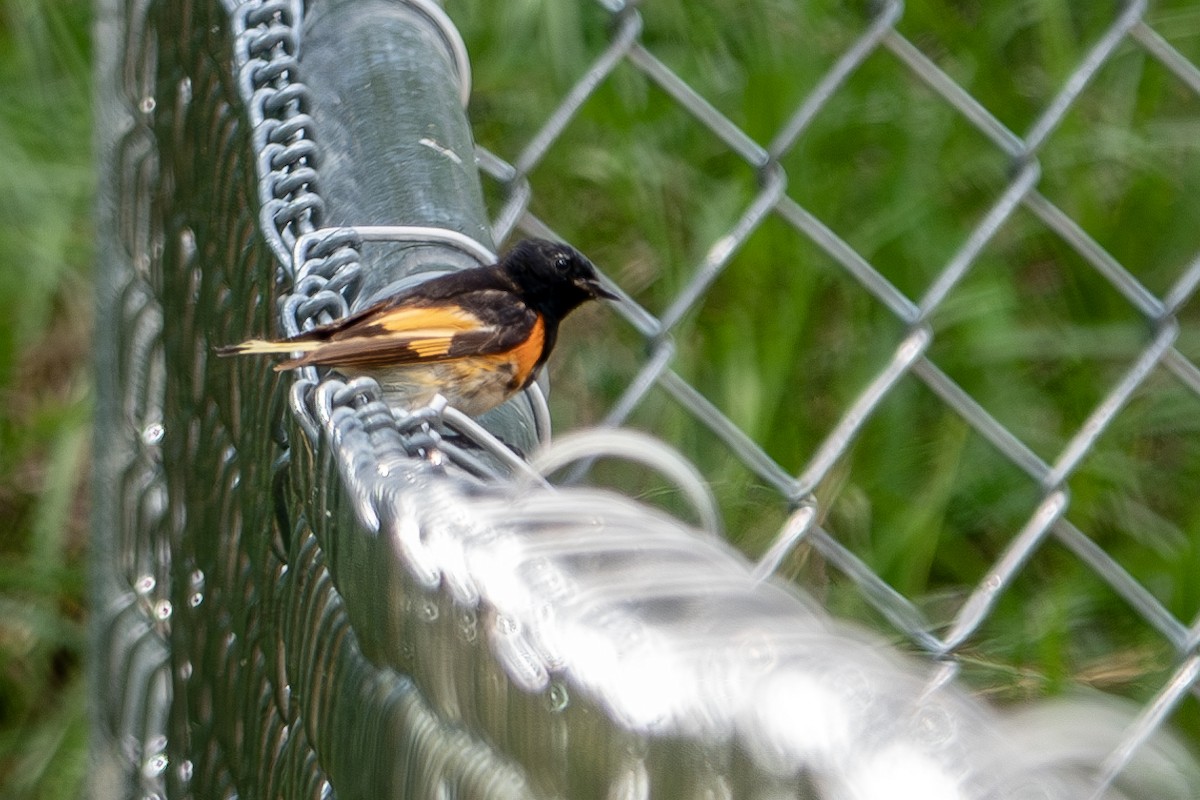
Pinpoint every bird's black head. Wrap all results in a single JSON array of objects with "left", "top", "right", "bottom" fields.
[{"left": 501, "top": 238, "right": 616, "bottom": 318}]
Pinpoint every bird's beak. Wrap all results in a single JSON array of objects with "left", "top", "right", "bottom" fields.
[
  {"left": 577, "top": 268, "right": 618, "bottom": 300},
  {"left": 587, "top": 279, "right": 619, "bottom": 301},
  {"left": 583, "top": 280, "right": 619, "bottom": 302}
]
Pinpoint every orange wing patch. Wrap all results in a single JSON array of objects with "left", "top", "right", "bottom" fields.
[
  {"left": 400, "top": 331, "right": 458, "bottom": 358},
  {"left": 369, "top": 304, "right": 483, "bottom": 335},
  {"left": 310, "top": 303, "right": 491, "bottom": 364}
]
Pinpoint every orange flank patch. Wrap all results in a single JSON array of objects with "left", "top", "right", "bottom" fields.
[{"left": 507, "top": 313, "right": 545, "bottom": 384}]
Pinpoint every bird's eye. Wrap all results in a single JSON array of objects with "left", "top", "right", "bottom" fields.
[{"left": 554, "top": 254, "right": 571, "bottom": 272}]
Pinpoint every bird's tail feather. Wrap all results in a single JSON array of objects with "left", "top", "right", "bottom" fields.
[{"left": 215, "top": 339, "right": 323, "bottom": 365}]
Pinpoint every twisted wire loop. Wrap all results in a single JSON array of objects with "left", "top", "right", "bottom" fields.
[
  {"left": 231, "top": 0, "right": 325, "bottom": 269},
  {"left": 228, "top": 0, "right": 360, "bottom": 460}
]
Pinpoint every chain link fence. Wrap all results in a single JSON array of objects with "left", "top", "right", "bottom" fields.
[
  {"left": 91, "top": 0, "right": 1200, "bottom": 798},
  {"left": 459, "top": 0, "right": 1200, "bottom": 728}
]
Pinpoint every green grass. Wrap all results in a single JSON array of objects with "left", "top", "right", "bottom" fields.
[{"left": 0, "top": 0, "right": 94, "bottom": 796}]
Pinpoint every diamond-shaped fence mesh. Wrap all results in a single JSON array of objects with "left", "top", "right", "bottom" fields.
[
  {"left": 91, "top": 0, "right": 1200, "bottom": 798},
  {"left": 460, "top": 0, "right": 1200, "bottom": 696},
  {"left": 467, "top": 0, "right": 1200, "bottom": 645}
]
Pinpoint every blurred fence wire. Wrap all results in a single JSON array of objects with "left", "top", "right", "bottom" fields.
[{"left": 91, "top": 0, "right": 1200, "bottom": 798}]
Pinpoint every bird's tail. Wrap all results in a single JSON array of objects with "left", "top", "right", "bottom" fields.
[{"left": 216, "top": 338, "right": 323, "bottom": 371}]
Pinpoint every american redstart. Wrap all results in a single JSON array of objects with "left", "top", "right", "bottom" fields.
[{"left": 218, "top": 238, "right": 615, "bottom": 415}]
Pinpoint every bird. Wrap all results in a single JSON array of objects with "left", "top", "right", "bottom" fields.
[{"left": 218, "top": 238, "right": 616, "bottom": 416}]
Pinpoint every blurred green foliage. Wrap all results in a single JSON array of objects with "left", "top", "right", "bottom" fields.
[{"left": 0, "top": 0, "right": 94, "bottom": 796}]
